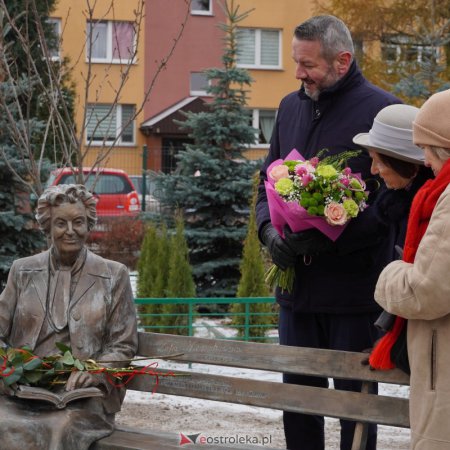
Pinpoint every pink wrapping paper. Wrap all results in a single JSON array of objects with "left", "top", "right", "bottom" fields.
[{"left": 265, "top": 149, "right": 347, "bottom": 242}]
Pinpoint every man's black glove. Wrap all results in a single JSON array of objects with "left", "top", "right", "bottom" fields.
[
  {"left": 283, "top": 226, "right": 335, "bottom": 256},
  {"left": 261, "top": 223, "right": 297, "bottom": 270}
]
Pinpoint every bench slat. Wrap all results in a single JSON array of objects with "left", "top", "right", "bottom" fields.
[
  {"left": 96, "top": 332, "right": 410, "bottom": 449},
  {"left": 137, "top": 333, "right": 409, "bottom": 385},
  {"left": 127, "top": 368, "right": 409, "bottom": 428},
  {"left": 92, "top": 428, "right": 179, "bottom": 450}
]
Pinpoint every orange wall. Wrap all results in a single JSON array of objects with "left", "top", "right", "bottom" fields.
[
  {"left": 51, "top": 0, "right": 146, "bottom": 172},
  {"left": 51, "top": 0, "right": 315, "bottom": 171},
  {"left": 237, "top": 0, "right": 315, "bottom": 108}
]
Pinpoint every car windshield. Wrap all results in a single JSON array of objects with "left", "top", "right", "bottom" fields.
[
  {"left": 58, "top": 173, "right": 133, "bottom": 194},
  {"left": 130, "top": 176, "right": 155, "bottom": 196}
]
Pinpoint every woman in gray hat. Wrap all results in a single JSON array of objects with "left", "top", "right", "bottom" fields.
[
  {"left": 353, "top": 103, "right": 432, "bottom": 267},
  {"left": 373, "top": 89, "right": 450, "bottom": 449},
  {"left": 353, "top": 104, "right": 433, "bottom": 373}
]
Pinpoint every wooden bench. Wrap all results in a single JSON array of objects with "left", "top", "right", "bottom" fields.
[{"left": 93, "top": 332, "right": 410, "bottom": 450}]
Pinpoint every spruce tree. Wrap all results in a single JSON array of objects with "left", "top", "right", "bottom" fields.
[
  {"left": 163, "top": 214, "right": 196, "bottom": 335},
  {"left": 231, "top": 174, "right": 274, "bottom": 341},
  {"left": 0, "top": 0, "right": 75, "bottom": 287},
  {"left": 156, "top": 1, "right": 258, "bottom": 298}
]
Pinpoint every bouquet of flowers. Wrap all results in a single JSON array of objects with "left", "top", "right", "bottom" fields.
[
  {"left": 264, "top": 148, "right": 369, "bottom": 293},
  {"left": 0, "top": 343, "right": 182, "bottom": 392}
]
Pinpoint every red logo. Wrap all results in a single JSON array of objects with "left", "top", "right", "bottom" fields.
[{"left": 179, "top": 433, "right": 202, "bottom": 445}]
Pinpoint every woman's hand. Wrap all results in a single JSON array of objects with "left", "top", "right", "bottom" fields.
[{"left": 65, "top": 371, "right": 100, "bottom": 391}]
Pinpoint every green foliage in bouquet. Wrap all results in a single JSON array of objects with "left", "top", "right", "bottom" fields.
[
  {"left": 0, "top": 343, "right": 92, "bottom": 389},
  {"left": 0, "top": 344, "right": 176, "bottom": 391},
  {"left": 275, "top": 150, "right": 368, "bottom": 222}
]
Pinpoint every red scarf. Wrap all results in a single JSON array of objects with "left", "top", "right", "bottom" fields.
[{"left": 369, "top": 159, "right": 450, "bottom": 370}]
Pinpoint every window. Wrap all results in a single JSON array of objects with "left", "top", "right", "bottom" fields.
[
  {"left": 47, "top": 18, "right": 61, "bottom": 60},
  {"left": 190, "top": 72, "right": 210, "bottom": 96},
  {"left": 251, "top": 109, "right": 277, "bottom": 145},
  {"left": 381, "top": 34, "right": 439, "bottom": 65},
  {"left": 59, "top": 173, "right": 133, "bottom": 194},
  {"left": 237, "top": 28, "right": 281, "bottom": 69},
  {"left": 86, "top": 21, "right": 135, "bottom": 63},
  {"left": 191, "top": 0, "right": 212, "bottom": 15},
  {"left": 86, "top": 104, "right": 136, "bottom": 145}
]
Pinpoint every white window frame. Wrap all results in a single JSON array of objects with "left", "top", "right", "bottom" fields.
[
  {"left": 237, "top": 28, "right": 282, "bottom": 70},
  {"left": 382, "top": 35, "right": 440, "bottom": 65},
  {"left": 190, "top": 72, "right": 211, "bottom": 96},
  {"left": 251, "top": 109, "right": 277, "bottom": 147},
  {"left": 47, "top": 18, "right": 61, "bottom": 61},
  {"left": 85, "top": 104, "right": 136, "bottom": 146},
  {"left": 191, "top": 0, "right": 213, "bottom": 16},
  {"left": 86, "top": 20, "right": 136, "bottom": 64}
]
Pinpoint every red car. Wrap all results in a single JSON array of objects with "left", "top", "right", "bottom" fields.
[{"left": 48, "top": 167, "right": 140, "bottom": 239}]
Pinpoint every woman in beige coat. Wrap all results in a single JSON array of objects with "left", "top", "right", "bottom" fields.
[{"left": 374, "top": 88, "right": 450, "bottom": 449}]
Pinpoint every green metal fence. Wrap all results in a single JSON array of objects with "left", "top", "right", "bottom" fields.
[{"left": 134, "top": 297, "right": 278, "bottom": 342}]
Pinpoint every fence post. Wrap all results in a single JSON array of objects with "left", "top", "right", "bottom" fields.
[
  {"left": 188, "top": 301, "right": 194, "bottom": 337},
  {"left": 142, "top": 144, "right": 148, "bottom": 212},
  {"left": 244, "top": 302, "right": 250, "bottom": 341}
]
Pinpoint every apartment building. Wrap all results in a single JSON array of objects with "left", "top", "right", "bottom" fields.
[
  {"left": 51, "top": 0, "right": 146, "bottom": 174},
  {"left": 141, "top": 0, "right": 314, "bottom": 172},
  {"left": 51, "top": 0, "right": 314, "bottom": 175}
]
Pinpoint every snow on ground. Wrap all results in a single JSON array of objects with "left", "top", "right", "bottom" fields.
[{"left": 117, "top": 359, "right": 410, "bottom": 449}]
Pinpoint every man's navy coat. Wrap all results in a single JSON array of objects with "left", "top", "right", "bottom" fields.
[{"left": 256, "top": 61, "right": 401, "bottom": 313}]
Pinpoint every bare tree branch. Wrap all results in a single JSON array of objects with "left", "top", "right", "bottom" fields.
[{"left": 0, "top": 0, "right": 191, "bottom": 194}]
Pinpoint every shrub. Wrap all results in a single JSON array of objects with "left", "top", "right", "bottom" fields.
[
  {"left": 91, "top": 216, "right": 145, "bottom": 269},
  {"left": 231, "top": 174, "right": 275, "bottom": 341}
]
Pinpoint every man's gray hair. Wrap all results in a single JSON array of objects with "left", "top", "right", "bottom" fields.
[
  {"left": 294, "top": 15, "right": 354, "bottom": 63},
  {"left": 36, "top": 184, "right": 97, "bottom": 236}
]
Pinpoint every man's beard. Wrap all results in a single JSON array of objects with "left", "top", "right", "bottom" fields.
[{"left": 303, "top": 65, "right": 342, "bottom": 101}]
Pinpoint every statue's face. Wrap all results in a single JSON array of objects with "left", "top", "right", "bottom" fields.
[{"left": 50, "top": 201, "right": 89, "bottom": 262}]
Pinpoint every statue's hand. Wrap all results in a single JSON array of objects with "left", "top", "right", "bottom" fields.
[{"left": 65, "top": 371, "right": 101, "bottom": 391}]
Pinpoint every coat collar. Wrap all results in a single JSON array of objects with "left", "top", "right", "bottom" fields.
[
  {"left": 20, "top": 248, "right": 113, "bottom": 310},
  {"left": 21, "top": 248, "right": 112, "bottom": 278}
]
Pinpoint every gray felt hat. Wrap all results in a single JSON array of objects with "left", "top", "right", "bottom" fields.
[{"left": 353, "top": 104, "right": 425, "bottom": 164}]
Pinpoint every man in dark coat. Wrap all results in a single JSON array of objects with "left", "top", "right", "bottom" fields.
[{"left": 256, "top": 15, "right": 401, "bottom": 450}]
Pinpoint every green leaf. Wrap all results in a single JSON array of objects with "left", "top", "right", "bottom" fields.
[
  {"left": 6, "top": 347, "right": 16, "bottom": 360},
  {"left": 61, "top": 351, "right": 75, "bottom": 365},
  {"left": 44, "top": 368, "right": 55, "bottom": 376},
  {"left": 23, "top": 358, "right": 43, "bottom": 371},
  {"left": 74, "top": 359, "right": 85, "bottom": 371},
  {"left": 11, "top": 355, "right": 25, "bottom": 367},
  {"left": 4, "top": 366, "right": 23, "bottom": 386},
  {"left": 24, "top": 371, "right": 42, "bottom": 384},
  {"left": 55, "top": 342, "right": 71, "bottom": 354}
]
